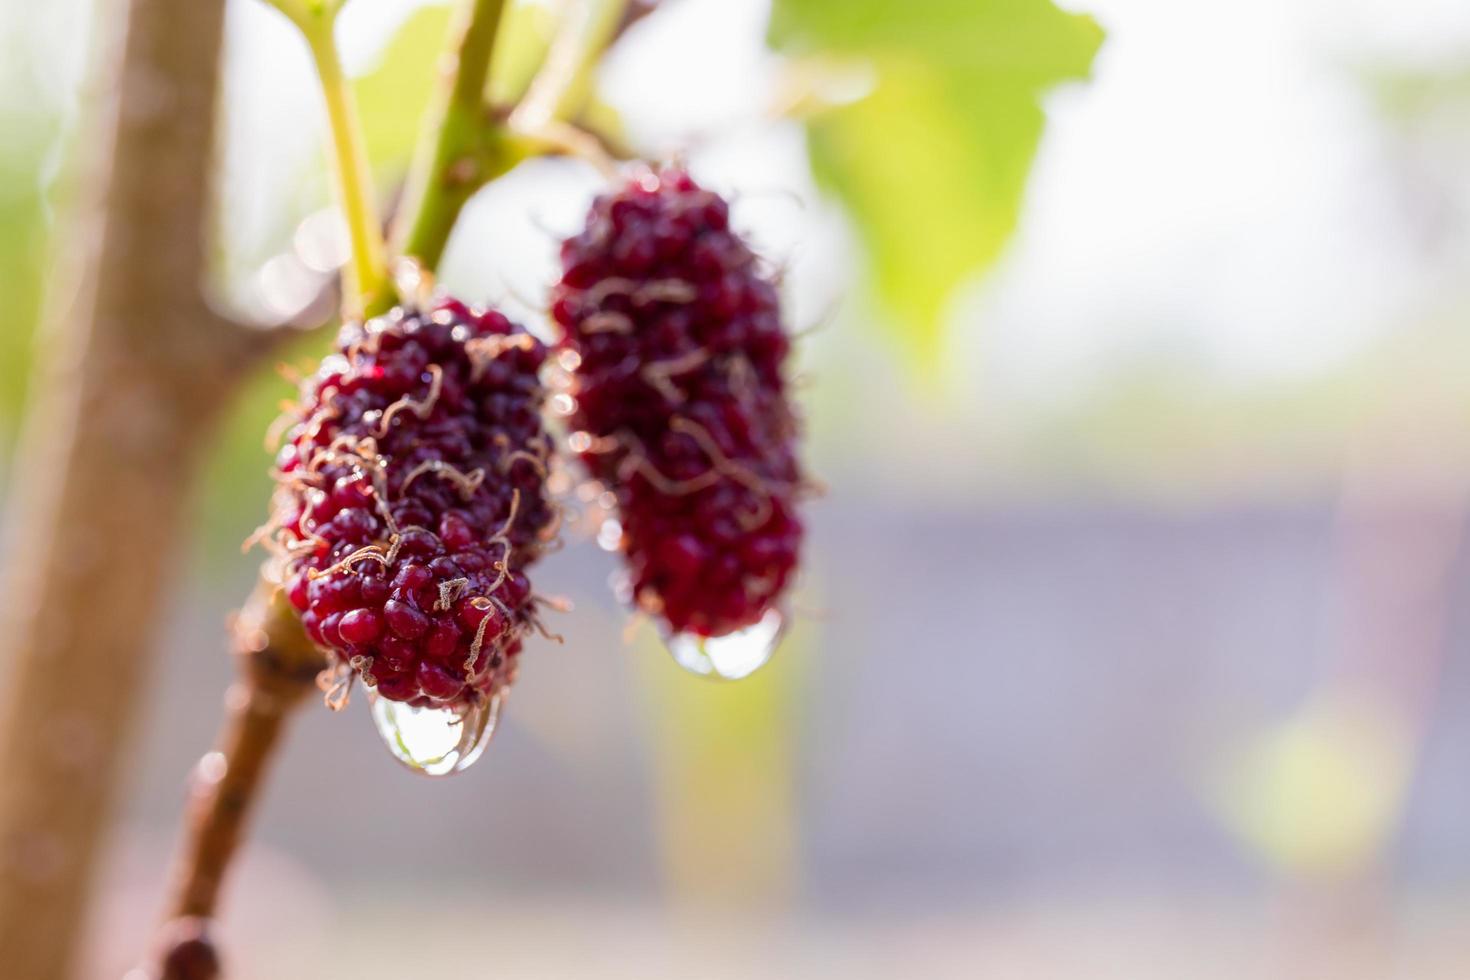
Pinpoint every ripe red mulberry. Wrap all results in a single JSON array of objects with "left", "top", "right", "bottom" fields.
[
  {"left": 261, "top": 299, "right": 556, "bottom": 710},
  {"left": 551, "top": 167, "right": 804, "bottom": 639}
]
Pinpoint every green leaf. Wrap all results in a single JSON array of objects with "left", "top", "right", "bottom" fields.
[
  {"left": 770, "top": 0, "right": 1101, "bottom": 77},
  {"left": 770, "top": 0, "right": 1103, "bottom": 372}
]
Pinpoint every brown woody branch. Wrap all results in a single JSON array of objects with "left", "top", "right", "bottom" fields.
[
  {"left": 0, "top": 1, "right": 321, "bottom": 977},
  {"left": 150, "top": 581, "right": 325, "bottom": 980}
]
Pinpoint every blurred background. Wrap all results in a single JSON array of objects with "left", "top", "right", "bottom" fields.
[{"left": 8, "top": 0, "right": 1470, "bottom": 976}]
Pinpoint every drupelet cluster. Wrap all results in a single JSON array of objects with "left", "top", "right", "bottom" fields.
[
  {"left": 551, "top": 167, "right": 804, "bottom": 638},
  {"left": 263, "top": 299, "right": 556, "bottom": 709}
]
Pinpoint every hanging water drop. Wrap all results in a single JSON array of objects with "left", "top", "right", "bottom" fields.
[
  {"left": 369, "top": 691, "right": 502, "bottom": 776},
  {"left": 664, "top": 610, "right": 784, "bottom": 681}
]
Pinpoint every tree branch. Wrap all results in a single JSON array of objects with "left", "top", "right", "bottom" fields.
[
  {"left": 0, "top": 0, "right": 259, "bottom": 975},
  {"left": 151, "top": 579, "right": 325, "bottom": 980}
]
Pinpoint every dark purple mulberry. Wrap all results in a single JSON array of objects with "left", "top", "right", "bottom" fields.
[
  {"left": 262, "top": 298, "right": 556, "bottom": 710},
  {"left": 551, "top": 167, "right": 804, "bottom": 638}
]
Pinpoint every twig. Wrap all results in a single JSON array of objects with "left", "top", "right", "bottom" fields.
[
  {"left": 505, "top": 0, "right": 655, "bottom": 175},
  {"left": 511, "top": 0, "right": 641, "bottom": 133},
  {"left": 387, "top": 0, "right": 514, "bottom": 290},
  {"left": 385, "top": 0, "right": 657, "bottom": 293},
  {"left": 152, "top": 580, "right": 326, "bottom": 979},
  {"left": 511, "top": 0, "right": 601, "bottom": 132},
  {"left": 149, "top": 917, "right": 220, "bottom": 980}
]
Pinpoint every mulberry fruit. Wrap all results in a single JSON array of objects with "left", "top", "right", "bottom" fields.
[
  {"left": 261, "top": 299, "right": 557, "bottom": 710},
  {"left": 551, "top": 167, "right": 804, "bottom": 639}
]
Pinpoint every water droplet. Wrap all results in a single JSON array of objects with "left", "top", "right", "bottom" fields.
[
  {"left": 369, "top": 692, "right": 502, "bottom": 776},
  {"left": 664, "top": 610, "right": 784, "bottom": 681}
]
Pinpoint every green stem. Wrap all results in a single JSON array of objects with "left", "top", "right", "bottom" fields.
[
  {"left": 383, "top": 0, "right": 642, "bottom": 310},
  {"left": 299, "top": 11, "right": 388, "bottom": 319},
  {"left": 384, "top": 0, "right": 514, "bottom": 308},
  {"left": 512, "top": 0, "right": 628, "bottom": 133}
]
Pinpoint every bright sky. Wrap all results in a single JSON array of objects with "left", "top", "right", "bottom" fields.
[{"left": 976, "top": 0, "right": 1470, "bottom": 404}]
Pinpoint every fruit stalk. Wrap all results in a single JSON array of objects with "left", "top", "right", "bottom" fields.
[
  {"left": 511, "top": 0, "right": 630, "bottom": 132},
  {"left": 499, "top": 0, "right": 661, "bottom": 175},
  {"left": 298, "top": 9, "right": 390, "bottom": 318},
  {"left": 387, "top": 0, "right": 650, "bottom": 288}
]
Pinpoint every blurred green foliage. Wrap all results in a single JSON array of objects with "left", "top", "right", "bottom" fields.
[
  {"left": 357, "top": 5, "right": 454, "bottom": 172},
  {"left": 635, "top": 620, "right": 806, "bottom": 901},
  {"left": 0, "top": 120, "right": 48, "bottom": 444},
  {"left": 0, "top": 30, "right": 63, "bottom": 450},
  {"left": 768, "top": 0, "right": 1103, "bottom": 371},
  {"left": 1368, "top": 64, "right": 1470, "bottom": 118},
  {"left": 22, "top": 0, "right": 1106, "bottom": 563},
  {"left": 488, "top": 0, "right": 556, "bottom": 107}
]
